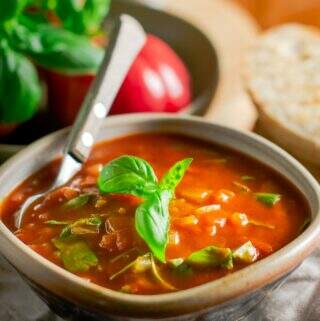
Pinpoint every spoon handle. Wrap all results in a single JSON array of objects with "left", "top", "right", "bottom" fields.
[{"left": 64, "top": 14, "right": 146, "bottom": 162}]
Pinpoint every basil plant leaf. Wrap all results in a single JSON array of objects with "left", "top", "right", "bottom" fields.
[
  {"left": 55, "top": 0, "right": 111, "bottom": 36},
  {"left": 7, "top": 19, "right": 103, "bottom": 74},
  {"left": 53, "top": 238, "right": 98, "bottom": 272},
  {"left": 0, "top": 39, "right": 41, "bottom": 123},
  {"left": 186, "top": 245, "right": 233, "bottom": 270},
  {"left": 159, "top": 158, "right": 192, "bottom": 191},
  {"left": 98, "top": 156, "right": 158, "bottom": 197},
  {"left": 135, "top": 190, "right": 172, "bottom": 263},
  {"left": 0, "top": 0, "right": 29, "bottom": 23}
]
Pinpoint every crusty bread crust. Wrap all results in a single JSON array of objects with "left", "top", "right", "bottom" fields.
[{"left": 244, "top": 23, "right": 320, "bottom": 165}]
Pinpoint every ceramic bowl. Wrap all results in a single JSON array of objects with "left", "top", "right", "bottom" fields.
[
  {"left": 0, "top": 114, "right": 319, "bottom": 321},
  {"left": 0, "top": 0, "right": 218, "bottom": 162}
]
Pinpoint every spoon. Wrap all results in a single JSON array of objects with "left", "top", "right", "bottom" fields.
[{"left": 15, "top": 15, "right": 147, "bottom": 228}]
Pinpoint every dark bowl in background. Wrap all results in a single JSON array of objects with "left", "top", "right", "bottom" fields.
[{"left": 0, "top": 0, "right": 218, "bottom": 161}]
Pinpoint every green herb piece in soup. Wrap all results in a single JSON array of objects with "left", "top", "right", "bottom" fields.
[
  {"left": 109, "top": 253, "right": 151, "bottom": 281},
  {"left": 46, "top": 220, "right": 70, "bottom": 225},
  {"left": 0, "top": 39, "right": 41, "bottom": 123},
  {"left": 186, "top": 246, "right": 233, "bottom": 270},
  {"left": 110, "top": 253, "right": 175, "bottom": 290},
  {"left": 63, "top": 194, "right": 91, "bottom": 209},
  {"left": 59, "top": 215, "right": 102, "bottom": 240},
  {"left": 98, "top": 155, "right": 193, "bottom": 263},
  {"left": 241, "top": 175, "right": 255, "bottom": 181},
  {"left": 233, "top": 241, "right": 258, "bottom": 264},
  {"left": 98, "top": 155, "right": 158, "bottom": 197},
  {"left": 52, "top": 238, "right": 98, "bottom": 272},
  {"left": 255, "top": 193, "right": 281, "bottom": 207}
]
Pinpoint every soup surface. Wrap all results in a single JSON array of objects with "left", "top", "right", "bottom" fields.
[{"left": 1, "top": 133, "right": 310, "bottom": 294}]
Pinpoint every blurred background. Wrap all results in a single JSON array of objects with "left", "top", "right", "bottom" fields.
[{"left": 236, "top": 0, "right": 320, "bottom": 29}]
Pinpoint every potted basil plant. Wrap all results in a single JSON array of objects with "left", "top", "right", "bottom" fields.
[{"left": 0, "top": 0, "right": 106, "bottom": 135}]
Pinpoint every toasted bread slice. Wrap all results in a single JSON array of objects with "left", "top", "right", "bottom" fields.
[{"left": 245, "top": 24, "right": 320, "bottom": 165}]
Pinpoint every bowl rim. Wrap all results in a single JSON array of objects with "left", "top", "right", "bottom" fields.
[{"left": 0, "top": 113, "right": 319, "bottom": 317}]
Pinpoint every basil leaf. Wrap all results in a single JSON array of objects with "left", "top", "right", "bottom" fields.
[
  {"left": 52, "top": 238, "right": 98, "bottom": 272},
  {"left": 0, "top": 0, "right": 29, "bottom": 23},
  {"left": 0, "top": 39, "right": 41, "bottom": 123},
  {"left": 55, "top": 0, "right": 110, "bottom": 36},
  {"left": 186, "top": 246, "right": 233, "bottom": 270},
  {"left": 159, "top": 158, "right": 192, "bottom": 191},
  {"left": 135, "top": 190, "right": 172, "bottom": 263},
  {"left": 255, "top": 193, "right": 281, "bottom": 207},
  {"left": 233, "top": 241, "right": 258, "bottom": 264},
  {"left": 98, "top": 156, "right": 158, "bottom": 197},
  {"left": 63, "top": 194, "right": 91, "bottom": 209},
  {"left": 7, "top": 19, "right": 103, "bottom": 74}
]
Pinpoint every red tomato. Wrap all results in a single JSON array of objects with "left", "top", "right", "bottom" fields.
[
  {"left": 111, "top": 35, "right": 191, "bottom": 114},
  {"left": 45, "top": 35, "right": 192, "bottom": 126}
]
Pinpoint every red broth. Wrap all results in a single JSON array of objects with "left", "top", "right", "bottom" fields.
[{"left": 1, "top": 133, "right": 310, "bottom": 294}]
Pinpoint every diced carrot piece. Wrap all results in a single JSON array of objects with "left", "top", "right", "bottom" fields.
[
  {"left": 251, "top": 239, "right": 273, "bottom": 255},
  {"left": 173, "top": 215, "right": 199, "bottom": 227},
  {"left": 177, "top": 188, "right": 213, "bottom": 204},
  {"left": 229, "top": 212, "right": 249, "bottom": 226},
  {"left": 85, "top": 164, "right": 103, "bottom": 176}
]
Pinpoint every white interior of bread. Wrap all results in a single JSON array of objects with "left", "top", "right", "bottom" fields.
[{"left": 246, "top": 24, "right": 320, "bottom": 140}]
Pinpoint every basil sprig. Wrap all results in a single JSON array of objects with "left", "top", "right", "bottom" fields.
[
  {"left": 98, "top": 156, "right": 193, "bottom": 262},
  {"left": 0, "top": 0, "right": 104, "bottom": 123},
  {"left": 54, "top": 0, "right": 111, "bottom": 36}
]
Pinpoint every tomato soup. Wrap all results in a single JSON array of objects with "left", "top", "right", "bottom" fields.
[{"left": 1, "top": 133, "right": 310, "bottom": 294}]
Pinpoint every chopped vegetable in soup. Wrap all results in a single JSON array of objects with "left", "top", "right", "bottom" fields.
[{"left": 0, "top": 134, "right": 310, "bottom": 294}]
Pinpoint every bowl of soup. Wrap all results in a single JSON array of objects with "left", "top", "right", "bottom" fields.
[{"left": 0, "top": 114, "right": 319, "bottom": 321}]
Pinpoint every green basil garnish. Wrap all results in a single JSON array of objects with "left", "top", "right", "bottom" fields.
[
  {"left": 98, "top": 155, "right": 158, "bottom": 197},
  {"left": 135, "top": 190, "right": 171, "bottom": 263},
  {"left": 52, "top": 238, "right": 98, "bottom": 272},
  {"left": 98, "top": 155, "right": 192, "bottom": 262},
  {"left": 159, "top": 158, "right": 193, "bottom": 191},
  {"left": 0, "top": 39, "right": 41, "bottom": 123},
  {"left": 255, "top": 193, "right": 281, "bottom": 207}
]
